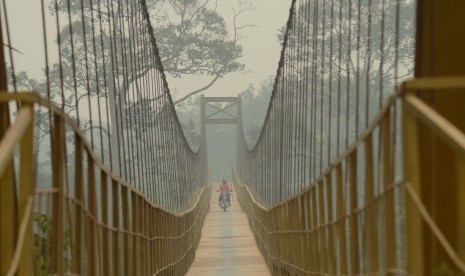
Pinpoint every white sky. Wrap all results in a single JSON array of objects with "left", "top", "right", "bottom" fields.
[
  {"left": 2, "top": 0, "right": 291, "bottom": 100},
  {"left": 2, "top": 0, "right": 48, "bottom": 78}
]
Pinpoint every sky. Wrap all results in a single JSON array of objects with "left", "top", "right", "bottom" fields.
[
  {"left": 2, "top": 0, "right": 291, "bottom": 101},
  {"left": 2, "top": 0, "right": 48, "bottom": 78}
]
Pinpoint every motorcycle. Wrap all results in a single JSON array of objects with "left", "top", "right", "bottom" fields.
[{"left": 219, "top": 191, "right": 230, "bottom": 212}]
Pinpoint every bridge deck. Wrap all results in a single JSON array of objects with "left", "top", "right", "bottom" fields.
[{"left": 186, "top": 186, "right": 270, "bottom": 276}]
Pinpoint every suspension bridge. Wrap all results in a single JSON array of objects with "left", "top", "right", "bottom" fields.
[{"left": 1, "top": 0, "right": 465, "bottom": 275}]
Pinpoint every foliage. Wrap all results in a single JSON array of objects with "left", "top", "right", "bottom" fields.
[
  {"left": 33, "top": 213, "right": 52, "bottom": 275},
  {"left": 49, "top": 0, "right": 247, "bottom": 109},
  {"left": 239, "top": 77, "right": 273, "bottom": 147},
  {"left": 33, "top": 213, "right": 72, "bottom": 275},
  {"left": 151, "top": 0, "right": 245, "bottom": 78},
  {"left": 434, "top": 262, "right": 458, "bottom": 276},
  {"left": 180, "top": 118, "right": 200, "bottom": 148},
  {"left": 285, "top": 0, "right": 416, "bottom": 91},
  {"left": 8, "top": 0, "right": 251, "bottom": 187}
]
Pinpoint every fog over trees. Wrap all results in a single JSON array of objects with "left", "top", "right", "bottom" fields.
[
  {"left": 176, "top": 0, "right": 415, "bottom": 181},
  {"left": 8, "top": 0, "right": 256, "bottom": 184},
  {"left": 176, "top": 76, "right": 273, "bottom": 180},
  {"left": 6, "top": 0, "right": 415, "bottom": 186}
]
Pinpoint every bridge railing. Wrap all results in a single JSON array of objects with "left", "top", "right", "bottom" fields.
[
  {"left": 236, "top": 89, "right": 402, "bottom": 275},
  {"left": 235, "top": 77, "right": 465, "bottom": 275},
  {"left": 0, "top": 98, "right": 35, "bottom": 276},
  {"left": 402, "top": 77, "right": 465, "bottom": 274},
  {"left": 0, "top": 93, "right": 211, "bottom": 276}
]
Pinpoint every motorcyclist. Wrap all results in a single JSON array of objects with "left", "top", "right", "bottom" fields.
[{"left": 217, "top": 179, "right": 232, "bottom": 207}]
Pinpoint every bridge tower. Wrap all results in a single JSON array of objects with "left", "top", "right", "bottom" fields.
[{"left": 200, "top": 95, "right": 242, "bottom": 178}]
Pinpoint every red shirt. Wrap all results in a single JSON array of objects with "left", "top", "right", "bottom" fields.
[{"left": 217, "top": 183, "right": 232, "bottom": 192}]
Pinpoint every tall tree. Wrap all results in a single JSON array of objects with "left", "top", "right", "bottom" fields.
[
  {"left": 144, "top": 0, "right": 254, "bottom": 105},
  {"left": 7, "top": 0, "right": 253, "bottom": 178}
]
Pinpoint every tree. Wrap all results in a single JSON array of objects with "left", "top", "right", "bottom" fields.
[
  {"left": 273, "top": 0, "right": 415, "bottom": 157},
  {"left": 140, "top": 0, "right": 255, "bottom": 105},
  {"left": 235, "top": 0, "right": 417, "bottom": 201},
  {"left": 52, "top": 0, "right": 251, "bottom": 107},
  {"left": 6, "top": 0, "right": 253, "bottom": 183},
  {"left": 239, "top": 77, "right": 273, "bottom": 147},
  {"left": 284, "top": 0, "right": 416, "bottom": 98}
]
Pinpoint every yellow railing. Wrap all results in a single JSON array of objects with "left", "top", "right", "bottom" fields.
[
  {"left": 403, "top": 77, "right": 465, "bottom": 275},
  {"left": 0, "top": 93, "right": 210, "bottom": 276},
  {"left": 235, "top": 77, "right": 465, "bottom": 275},
  {"left": 0, "top": 102, "right": 35, "bottom": 276}
]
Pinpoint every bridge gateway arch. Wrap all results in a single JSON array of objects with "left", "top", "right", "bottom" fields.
[{"left": 200, "top": 95, "right": 243, "bottom": 179}]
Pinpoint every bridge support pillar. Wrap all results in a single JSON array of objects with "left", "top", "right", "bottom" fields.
[
  {"left": 405, "top": 1, "right": 465, "bottom": 274},
  {"left": 0, "top": 14, "right": 17, "bottom": 276}
]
